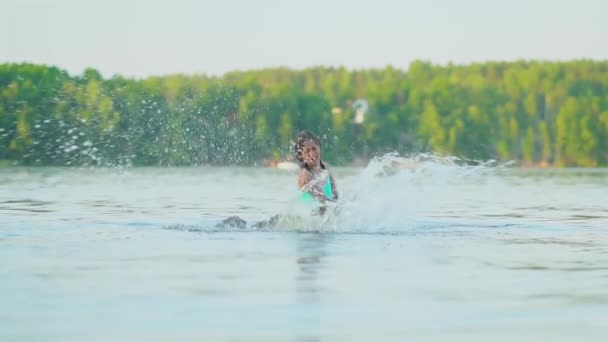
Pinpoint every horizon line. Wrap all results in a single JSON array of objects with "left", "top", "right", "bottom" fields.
[{"left": 2, "top": 58, "right": 607, "bottom": 80}]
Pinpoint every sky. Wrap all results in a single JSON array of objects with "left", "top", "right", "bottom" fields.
[{"left": 1, "top": 0, "right": 607, "bottom": 78}]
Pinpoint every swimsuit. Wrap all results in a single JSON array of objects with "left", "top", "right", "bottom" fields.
[{"left": 300, "top": 174, "right": 334, "bottom": 203}]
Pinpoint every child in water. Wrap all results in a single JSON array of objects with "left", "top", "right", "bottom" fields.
[
  {"left": 217, "top": 131, "right": 339, "bottom": 230},
  {"left": 294, "top": 131, "right": 339, "bottom": 212}
]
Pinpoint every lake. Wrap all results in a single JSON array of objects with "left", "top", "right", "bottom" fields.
[{"left": 1, "top": 155, "right": 607, "bottom": 341}]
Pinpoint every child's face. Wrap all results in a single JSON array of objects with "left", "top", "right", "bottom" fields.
[{"left": 301, "top": 139, "right": 321, "bottom": 168}]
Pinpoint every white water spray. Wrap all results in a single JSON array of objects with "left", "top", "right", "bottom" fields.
[{"left": 269, "top": 153, "right": 511, "bottom": 233}]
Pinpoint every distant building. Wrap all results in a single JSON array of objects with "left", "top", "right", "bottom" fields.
[{"left": 352, "top": 99, "right": 368, "bottom": 124}]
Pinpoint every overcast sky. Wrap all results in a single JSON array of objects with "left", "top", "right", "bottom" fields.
[{"left": 1, "top": 0, "right": 606, "bottom": 78}]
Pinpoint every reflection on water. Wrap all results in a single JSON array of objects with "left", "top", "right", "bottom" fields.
[
  {"left": 1, "top": 165, "right": 608, "bottom": 341},
  {"left": 295, "top": 234, "right": 329, "bottom": 297},
  {"left": 293, "top": 234, "right": 330, "bottom": 342}
]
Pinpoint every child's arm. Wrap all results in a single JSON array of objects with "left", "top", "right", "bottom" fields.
[{"left": 298, "top": 170, "right": 329, "bottom": 203}]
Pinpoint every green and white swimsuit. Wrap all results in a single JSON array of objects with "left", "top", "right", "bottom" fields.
[{"left": 300, "top": 173, "right": 334, "bottom": 203}]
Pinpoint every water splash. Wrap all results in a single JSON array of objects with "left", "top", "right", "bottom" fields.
[
  {"left": 191, "top": 153, "right": 513, "bottom": 234},
  {"left": 290, "top": 153, "right": 506, "bottom": 232}
]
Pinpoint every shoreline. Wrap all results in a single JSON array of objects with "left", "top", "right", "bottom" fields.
[{"left": 1, "top": 160, "right": 607, "bottom": 170}]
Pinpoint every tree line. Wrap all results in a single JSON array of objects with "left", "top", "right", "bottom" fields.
[{"left": 1, "top": 60, "right": 607, "bottom": 167}]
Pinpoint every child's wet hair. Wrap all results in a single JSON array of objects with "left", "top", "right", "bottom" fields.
[{"left": 294, "top": 131, "right": 322, "bottom": 168}]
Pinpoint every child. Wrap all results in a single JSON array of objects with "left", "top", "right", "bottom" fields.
[
  {"left": 216, "top": 131, "right": 339, "bottom": 230},
  {"left": 294, "top": 131, "right": 339, "bottom": 212}
]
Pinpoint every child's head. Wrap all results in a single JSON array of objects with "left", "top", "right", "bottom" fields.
[{"left": 294, "top": 131, "right": 322, "bottom": 169}]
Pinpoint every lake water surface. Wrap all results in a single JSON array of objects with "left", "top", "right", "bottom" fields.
[{"left": 1, "top": 156, "right": 608, "bottom": 341}]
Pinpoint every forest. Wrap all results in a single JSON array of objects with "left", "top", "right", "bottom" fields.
[{"left": 1, "top": 60, "right": 607, "bottom": 167}]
